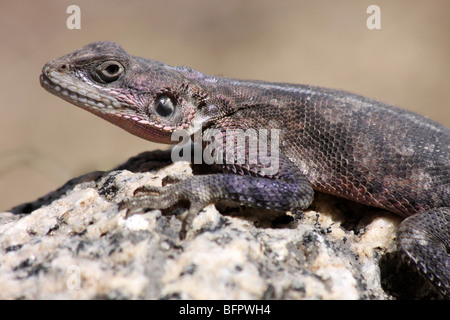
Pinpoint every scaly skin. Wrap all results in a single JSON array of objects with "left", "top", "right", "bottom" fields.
[{"left": 40, "top": 42, "right": 449, "bottom": 298}]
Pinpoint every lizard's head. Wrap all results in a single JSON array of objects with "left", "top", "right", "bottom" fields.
[{"left": 40, "top": 41, "right": 217, "bottom": 144}]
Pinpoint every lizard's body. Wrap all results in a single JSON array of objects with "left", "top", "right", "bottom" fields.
[{"left": 40, "top": 42, "right": 449, "bottom": 298}]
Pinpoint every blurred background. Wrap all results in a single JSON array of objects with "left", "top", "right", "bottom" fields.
[{"left": 1, "top": 0, "right": 449, "bottom": 210}]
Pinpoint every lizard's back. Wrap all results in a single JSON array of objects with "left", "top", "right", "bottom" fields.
[{"left": 223, "top": 80, "right": 450, "bottom": 217}]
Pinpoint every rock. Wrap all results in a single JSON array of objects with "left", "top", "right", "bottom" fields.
[{"left": 0, "top": 150, "right": 440, "bottom": 299}]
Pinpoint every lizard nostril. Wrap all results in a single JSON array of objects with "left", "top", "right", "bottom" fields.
[{"left": 58, "top": 63, "right": 70, "bottom": 72}]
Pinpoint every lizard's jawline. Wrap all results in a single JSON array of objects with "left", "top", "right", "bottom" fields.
[{"left": 40, "top": 73, "right": 122, "bottom": 115}]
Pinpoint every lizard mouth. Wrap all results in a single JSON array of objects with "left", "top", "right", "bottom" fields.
[{"left": 40, "top": 70, "right": 123, "bottom": 114}]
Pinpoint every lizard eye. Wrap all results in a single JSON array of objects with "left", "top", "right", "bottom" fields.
[
  {"left": 96, "top": 61, "right": 124, "bottom": 83},
  {"left": 153, "top": 93, "right": 176, "bottom": 117}
]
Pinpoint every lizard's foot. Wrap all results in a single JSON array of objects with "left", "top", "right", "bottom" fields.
[
  {"left": 119, "top": 183, "right": 210, "bottom": 239},
  {"left": 119, "top": 185, "right": 207, "bottom": 239},
  {"left": 119, "top": 184, "right": 180, "bottom": 216}
]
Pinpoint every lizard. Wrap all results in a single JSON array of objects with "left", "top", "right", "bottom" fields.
[{"left": 40, "top": 41, "right": 449, "bottom": 298}]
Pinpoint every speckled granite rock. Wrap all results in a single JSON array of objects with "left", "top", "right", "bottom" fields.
[{"left": 0, "top": 150, "right": 439, "bottom": 299}]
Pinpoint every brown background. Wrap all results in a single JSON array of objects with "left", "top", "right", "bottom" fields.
[{"left": 1, "top": 0, "right": 449, "bottom": 210}]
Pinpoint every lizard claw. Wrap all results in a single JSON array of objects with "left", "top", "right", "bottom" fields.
[
  {"left": 119, "top": 184, "right": 182, "bottom": 219},
  {"left": 118, "top": 199, "right": 141, "bottom": 218},
  {"left": 119, "top": 182, "right": 208, "bottom": 239},
  {"left": 133, "top": 185, "right": 163, "bottom": 196},
  {"left": 118, "top": 185, "right": 164, "bottom": 218}
]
